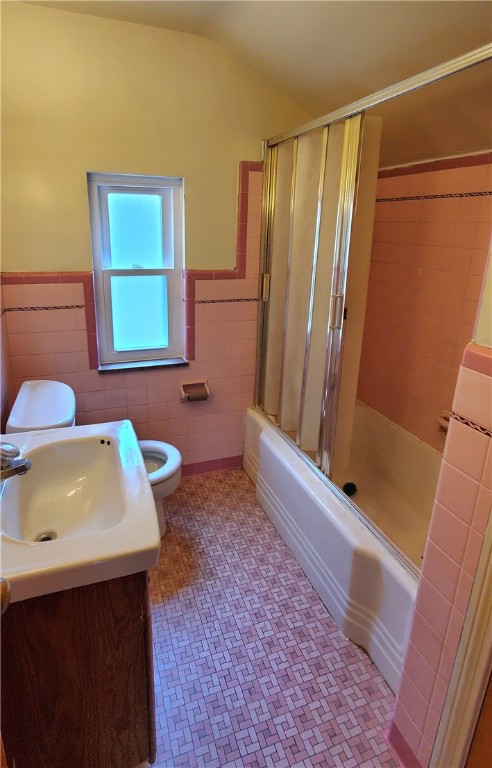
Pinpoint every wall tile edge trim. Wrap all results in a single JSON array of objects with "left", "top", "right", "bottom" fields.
[
  {"left": 379, "top": 152, "right": 492, "bottom": 178},
  {"left": 182, "top": 455, "right": 243, "bottom": 477},
  {"left": 183, "top": 160, "right": 263, "bottom": 360},
  {"left": 462, "top": 342, "right": 492, "bottom": 377},
  {"left": 386, "top": 724, "right": 423, "bottom": 768}
]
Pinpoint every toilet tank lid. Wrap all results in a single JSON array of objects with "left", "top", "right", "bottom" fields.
[{"left": 6, "top": 380, "right": 76, "bottom": 433}]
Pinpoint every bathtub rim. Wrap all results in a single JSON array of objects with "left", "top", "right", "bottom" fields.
[{"left": 248, "top": 405, "right": 420, "bottom": 581}]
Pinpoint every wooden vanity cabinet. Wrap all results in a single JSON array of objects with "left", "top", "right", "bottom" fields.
[{"left": 1, "top": 572, "right": 156, "bottom": 768}]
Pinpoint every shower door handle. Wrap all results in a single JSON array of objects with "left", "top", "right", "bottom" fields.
[{"left": 329, "top": 293, "right": 345, "bottom": 329}]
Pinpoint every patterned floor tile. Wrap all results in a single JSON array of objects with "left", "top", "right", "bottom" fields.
[{"left": 150, "top": 470, "right": 398, "bottom": 768}]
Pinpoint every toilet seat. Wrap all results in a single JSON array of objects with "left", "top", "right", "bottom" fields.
[{"left": 139, "top": 440, "right": 181, "bottom": 483}]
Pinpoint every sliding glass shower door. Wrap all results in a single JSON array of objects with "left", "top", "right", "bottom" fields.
[{"left": 257, "top": 112, "right": 381, "bottom": 479}]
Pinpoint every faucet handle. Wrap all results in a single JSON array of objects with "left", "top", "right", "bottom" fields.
[{"left": 0, "top": 442, "right": 20, "bottom": 468}]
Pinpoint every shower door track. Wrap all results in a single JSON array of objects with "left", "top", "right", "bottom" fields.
[{"left": 267, "top": 44, "right": 491, "bottom": 147}]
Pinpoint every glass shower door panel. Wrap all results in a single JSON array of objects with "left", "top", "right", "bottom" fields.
[
  {"left": 298, "top": 123, "right": 346, "bottom": 456},
  {"left": 319, "top": 114, "right": 364, "bottom": 476},
  {"left": 262, "top": 140, "right": 295, "bottom": 419},
  {"left": 279, "top": 129, "right": 326, "bottom": 435},
  {"left": 331, "top": 117, "right": 382, "bottom": 479}
]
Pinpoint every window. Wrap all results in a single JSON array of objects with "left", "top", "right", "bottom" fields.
[{"left": 87, "top": 172, "right": 185, "bottom": 369}]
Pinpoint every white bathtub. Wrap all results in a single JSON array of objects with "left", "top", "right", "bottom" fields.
[
  {"left": 334, "top": 401, "right": 442, "bottom": 567},
  {"left": 243, "top": 406, "right": 418, "bottom": 693}
]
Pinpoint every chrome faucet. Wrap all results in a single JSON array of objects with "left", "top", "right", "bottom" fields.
[{"left": 0, "top": 442, "right": 31, "bottom": 481}]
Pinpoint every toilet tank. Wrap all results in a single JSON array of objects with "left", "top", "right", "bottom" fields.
[{"left": 6, "top": 380, "right": 76, "bottom": 434}]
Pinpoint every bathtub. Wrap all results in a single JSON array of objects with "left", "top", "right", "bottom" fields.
[
  {"left": 243, "top": 406, "right": 418, "bottom": 693},
  {"left": 334, "top": 401, "right": 442, "bottom": 568}
]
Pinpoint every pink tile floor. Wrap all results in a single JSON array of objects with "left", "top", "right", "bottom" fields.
[{"left": 150, "top": 470, "right": 398, "bottom": 768}]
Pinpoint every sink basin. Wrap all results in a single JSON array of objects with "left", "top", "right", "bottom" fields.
[{"left": 0, "top": 421, "right": 160, "bottom": 602}]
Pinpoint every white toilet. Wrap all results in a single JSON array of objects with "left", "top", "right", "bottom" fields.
[
  {"left": 6, "top": 380, "right": 76, "bottom": 433},
  {"left": 138, "top": 440, "right": 182, "bottom": 537},
  {"left": 5, "top": 380, "right": 181, "bottom": 538}
]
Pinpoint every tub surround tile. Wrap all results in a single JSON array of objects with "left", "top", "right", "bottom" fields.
[
  {"left": 453, "top": 366, "right": 492, "bottom": 432},
  {"left": 422, "top": 708, "right": 441, "bottom": 759},
  {"left": 417, "top": 738, "right": 434, "bottom": 768},
  {"left": 416, "top": 577, "right": 452, "bottom": 640},
  {"left": 462, "top": 527, "right": 485, "bottom": 577},
  {"left": 428, "top": 502, "right": 469, "bottom": 565},
  {"left": 397, "top": 674, "right": 429, "bottom": 733},
  {"left": 435, "top": 461, "right": 479, "bottom": 525},
  {"left": 481, "top": 442, "right": 492, "bottom": 488},
  {"left": 453, "top": 570, "right": 474, "bottom": 616},
  {"left": 409, "top": 609, "right": 444, "bottom": 674},
  {"left": 399, "top": 643, "right": 435, "bottom": 705},
  {"left": 362, "top": 160, "right": 491, "bottom": 453},
  {"left": 391, "top": 340, "right": 491, "bottom": 766}
]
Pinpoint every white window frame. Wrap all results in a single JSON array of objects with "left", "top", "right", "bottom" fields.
[{"left": 87, "top": 172, "right": 185, "bottom": 369}]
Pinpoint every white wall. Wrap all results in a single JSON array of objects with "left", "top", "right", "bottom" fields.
[{"left": 1, "top": 2, "right": 310, "bottom": 272}]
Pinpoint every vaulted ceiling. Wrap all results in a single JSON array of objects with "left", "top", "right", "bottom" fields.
[{"left": 30, "top": 1, "right": 492, "bottom": 165}]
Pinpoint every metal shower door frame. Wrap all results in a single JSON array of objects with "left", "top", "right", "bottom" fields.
[
  {"left": 257, "top": 114, "right": 363, "bottom": 479},
  {"left": 317, "top": 113, "right": 362, "bottom": 476},
  {"left": 256, "top": 43, "right": 491, "bottom": 478}
]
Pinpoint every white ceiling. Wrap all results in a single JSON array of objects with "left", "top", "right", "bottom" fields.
[{"left": 28, "top": 1, "right": 492, "bottom": 164}]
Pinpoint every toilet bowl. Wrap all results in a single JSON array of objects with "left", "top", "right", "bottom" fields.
[
  {"left": 6, "top": 380, "right": 76, "bottom": 433},
  {"left": 5, "top": 380, "right": 181, "bottom": 539},
  {"left": 138, "top": 440, "right": 182, "bottom": 537}
]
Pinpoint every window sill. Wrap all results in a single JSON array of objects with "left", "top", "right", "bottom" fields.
[{"left": 97, "top": 357, "right": 189, "bottom": 373}]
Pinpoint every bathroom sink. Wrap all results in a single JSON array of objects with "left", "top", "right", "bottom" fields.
[{"left": 0, "top": 421, "right": 160, "bottom": 602}]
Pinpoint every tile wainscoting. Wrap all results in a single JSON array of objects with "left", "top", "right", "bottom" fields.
[{"left": 0, "top": 162, "right": 263, "bottom": 475}]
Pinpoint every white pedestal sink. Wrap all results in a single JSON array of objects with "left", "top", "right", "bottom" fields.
[{"left": 0, "top": 420, "right": 160, "bottom": 602}]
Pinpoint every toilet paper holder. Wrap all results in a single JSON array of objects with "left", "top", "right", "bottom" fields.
[{"left": 180, "top": 380, "right": 210, "bottom": 402}]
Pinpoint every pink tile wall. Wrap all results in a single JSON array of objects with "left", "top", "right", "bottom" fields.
[
  {"left": 1, "top": 162, "right": 263, "bottom": 475},
  {"left": 358, "top": 157, "right": 491, "bottom": 451},
  {"left": 0, "top": 312, "right": 13, "bottom": 431},
  {"left": 388, "top": 343, "right": 492, "bottom": 767}
]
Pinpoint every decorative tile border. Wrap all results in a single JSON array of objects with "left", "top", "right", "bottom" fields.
[
  {"left": 1, "top": 159, "right": 264, "bottom": 368},
  {"left": 1, "top": 271, "right": 98, "bottom": 368},
  {"left": 3, "top": 304, "right": 85, "bottom": 312},
  {"left": 450, "top": 411, "right": 492, "bottom": 438},
  {"left": 195, "top": 297, "right": 260, "bottom": 304},
  {"left": 376, "top": 190, "right": 491, "bottom": 203}
]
